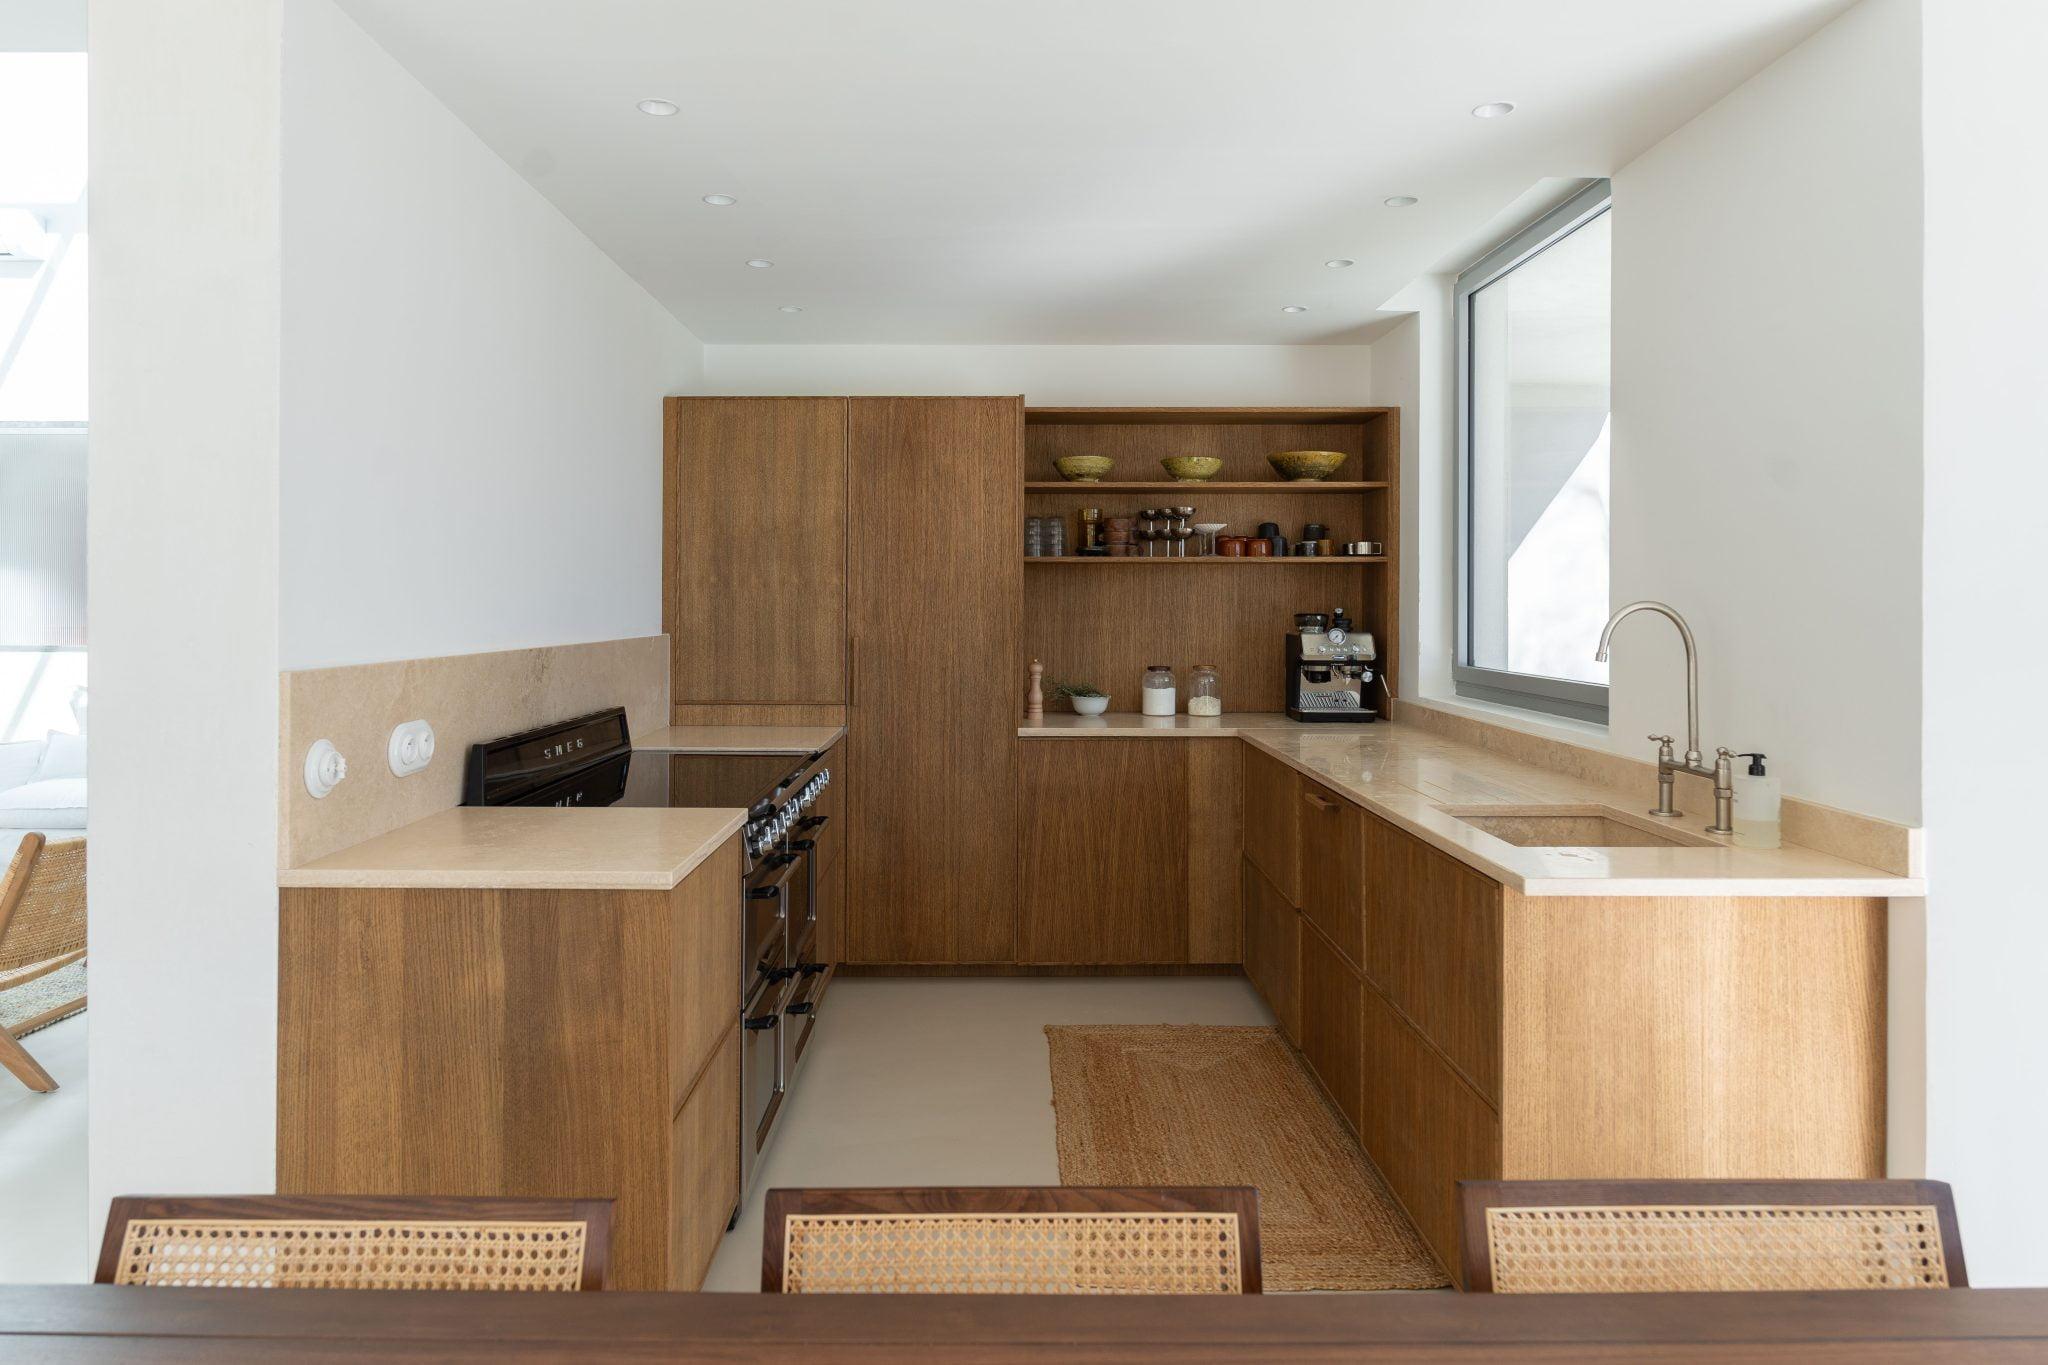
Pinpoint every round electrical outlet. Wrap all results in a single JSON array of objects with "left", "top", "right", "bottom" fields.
[{"left": 304, "top": 739, "right": 348, "bottom": 799}]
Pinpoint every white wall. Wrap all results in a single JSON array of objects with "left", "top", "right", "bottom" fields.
[
  {"left": 278, "top": 0, "right": 703, "bottom": 670},
  {"left": 88, "top": 0, "right": 284, "bottom": 1266},
  {"left": 705, "top": 344, "right": 1369, "bottom": 405},
  {"left": 1919, "top": 0, "right": 2048, "bottom": 1288},
  {"left": 1368, "top": 278, "right": 1456, "bottom": 701},
  {"left": 1608, "top": 0, "right": 1923, "bottom": 823}
]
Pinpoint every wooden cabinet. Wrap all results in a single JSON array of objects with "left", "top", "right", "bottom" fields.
[
  {"left": 1186, "top": 740, "right": 1244, "bottom": 964},
  {"left": 1360, "top": 985, "right": 1501, "bottom": 1287},
  {"left": 669, "top": 1027, "right": 739, "bottom": 1290},
  {"left": 1018, "top": 740, "right": 1187, "bottom": 964},
  {"left": 1243, "top": 746, "right": 1300, "bottom": 904},
  {"left": 845, "top": 396, "right": 1023, "bottom": 964},
  {"left": 664, "top": 398, "right": 847, "bottom": 716},
  {"left": 1298, "top": 779, "right": 1363, "bottom": 968},
  {"left": 1242, "top": 859, "right": 1299, "bottom": 1042},
  {"left": 1363, "top": 811, "right": 1503, "bottom": 1102},
  {"left": 1298, "top": 920, "right": 1363, "bottom": 1132}
]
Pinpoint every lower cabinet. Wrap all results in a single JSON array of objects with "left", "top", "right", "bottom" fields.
[
  {"left": 1242, "top": 859, "right": 1300, "bottom": 1042},
  {"left": 1297, "top": 920, "right": 1364, "bottom": 1132},
  {"left": 669, "top": 1027, "right": 740, "bottom": 1290}
]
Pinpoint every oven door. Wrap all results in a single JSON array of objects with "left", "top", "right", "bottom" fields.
[
  {"left": 740, "top": 972, "right": 791, "bottom": 1196},
  {"left": 744, "top": 851, "right": 798, "bottom": 996}
]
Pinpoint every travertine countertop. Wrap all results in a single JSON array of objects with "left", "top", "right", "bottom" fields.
[
  {"left": 634, "top": 724, "right": 846, "bottom": 755},
  {"left": 277, "top": 806, "right": 746, "bottom": 891},
  {"left": 1020, "top": 712, "right": 1922, "bottom": 898}
]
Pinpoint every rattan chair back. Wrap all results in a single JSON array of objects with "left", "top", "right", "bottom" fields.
[{"left": 0, "top": 834, "right": 86, "bottom": 980}]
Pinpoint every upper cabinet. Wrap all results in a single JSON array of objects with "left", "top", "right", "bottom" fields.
[{"left": 665, "top": 398, "right": 849, "bottom": 714}]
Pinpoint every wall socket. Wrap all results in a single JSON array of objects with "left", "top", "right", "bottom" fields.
[{"left": 387, "top": 719, "right": 437, "bottom": 777}]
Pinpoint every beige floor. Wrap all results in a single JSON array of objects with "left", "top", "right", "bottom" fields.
[
  {"left": 0, "top": 1010, "right": 89, "bottom": 1284},
  {"left": 701, "top": 974, "right": 1274, "bottom": 1292}
]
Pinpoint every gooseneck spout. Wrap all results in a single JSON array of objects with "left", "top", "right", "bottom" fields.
[{"left": 1595, "top": 600, "right": 1701, "bottom": 768}]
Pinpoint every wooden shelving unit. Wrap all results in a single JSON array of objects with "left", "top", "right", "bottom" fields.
[{"left": 1021, "top": 405, "right": 1399, "bottom": 715}]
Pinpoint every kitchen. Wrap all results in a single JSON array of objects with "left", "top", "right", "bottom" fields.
[{"left": 32, "top": 0, "right": 2046, "bottom": 1346}]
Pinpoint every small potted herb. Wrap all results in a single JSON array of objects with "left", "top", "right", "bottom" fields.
[{"left": 1050, "top": 681, "right": 1111, "bottom": 717}]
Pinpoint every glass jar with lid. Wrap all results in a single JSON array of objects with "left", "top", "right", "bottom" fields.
[
  {"left": 1187, "top": 664, "right": 1223, "bottom": 716},
  {"left": 1140, "top": 664, "right": 1178, "bottom": 716}
]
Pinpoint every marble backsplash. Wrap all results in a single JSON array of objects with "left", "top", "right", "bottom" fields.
[{"left": 280, "top": 635, "right": 669, "bottom": 868}]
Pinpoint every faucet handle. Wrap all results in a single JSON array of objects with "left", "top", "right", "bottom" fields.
[
  {"left": 1648, "top": 733, "right": 1673, "bottom": 744},
  {"left": 1647, "top": 734, "right": 1676, "bottom": 762}
]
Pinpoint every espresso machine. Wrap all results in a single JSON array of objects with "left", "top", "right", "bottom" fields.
[{"left": 1285, "top": 608, "right": 1380, "bottom": 722}]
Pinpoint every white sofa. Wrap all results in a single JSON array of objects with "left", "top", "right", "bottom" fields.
[{"left": 0, "top": 732, "right": 87, "bottom": 865}]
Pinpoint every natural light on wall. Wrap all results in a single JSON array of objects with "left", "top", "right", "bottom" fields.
[{"left": 0, "top": 51, "right": 88, "bottom": 740}]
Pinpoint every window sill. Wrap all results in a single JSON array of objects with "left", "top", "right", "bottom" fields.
[{"left": 1408, "top": 692, "right": 1610, "bottom": 745}]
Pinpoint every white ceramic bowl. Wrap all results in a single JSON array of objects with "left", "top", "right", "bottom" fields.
[{"left": 1070, "top": 694, "right": 1111, "bottom": 716}]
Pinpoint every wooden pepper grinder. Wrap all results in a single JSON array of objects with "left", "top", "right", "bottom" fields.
[{"left": 1026, "top": 658, "right": 1044, "bottom": 724}]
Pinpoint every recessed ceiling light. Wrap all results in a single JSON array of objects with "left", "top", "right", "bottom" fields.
[
  {"left": 1471, "top": 101, "right": 1516, "bottom": 119},
  {"left": 746, "top": 259, "right": 774, "bottom": 269},
  {"left": 636, "top": 99, "right": 680, "bottom": 117},
  {"left": 1384, "top": 195, "right": 1419, "bottom": 208},
  {"left": 701, "top": 194, "right": 736, "bottom": 206},
  {"left": 1281, "top": 305, "right": 1308, "bottom": 314},
  {"left": 1325, "top": 259, "right": 1355, "bottom": 269},
  {"left": 779, "top": 305, "right": 803, "bottom": 313}
]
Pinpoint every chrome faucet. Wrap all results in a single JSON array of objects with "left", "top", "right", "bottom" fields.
[{"left": 1594, "top": 601, "right": 1735, "bottom": 835}]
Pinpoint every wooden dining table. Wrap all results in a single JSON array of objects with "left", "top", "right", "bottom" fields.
[{"left": 6, "top": 1284, "right": 2048, "bottom": 1361}]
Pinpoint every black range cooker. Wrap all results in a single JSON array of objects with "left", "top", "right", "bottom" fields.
[{"left": 463, "top": 706, "right": 834, "bottom": 1205}]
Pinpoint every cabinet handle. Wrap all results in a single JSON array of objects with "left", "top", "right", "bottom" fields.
[
  {"left": 1303, "top": 791, "right": 1339, "bottom": 812},
  {"left": 847, "top": 636, "right": 856, "bottom": 709}
]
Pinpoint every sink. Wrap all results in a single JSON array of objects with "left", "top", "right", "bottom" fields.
[{"left": 1441, "top": 805, "right": 1718, "bottom": 849}]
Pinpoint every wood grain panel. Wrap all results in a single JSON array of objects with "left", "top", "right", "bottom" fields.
[
  {"left": 1359, "top": 985, "right": 1500, "bottom": 1287},
  {"left": 1362, "top": 812, "right": 1503, "bottom": 1103},
  {"left": 1242, "top": 746, "right": 1301, "bottom": 904},
  {"left": 1242, "top": 859, "right": 1299, "bottom": 1043},
  {"left": 1298, "top": 780, "right": 1363, "bottom": 967},
  {"left": 1017, "top": 740, "right": 1188, "bottom": 964},
  {"left": 1186, "top": 740, "right": 1243, "bottom": 963},
  {"left": 846, "top": 396, "right": 1022, "bottom": 964},
  {"left": 1298, "top": 918, "right": 1364, "bottom": 1133},
  {"left": 671, "top": 704, "right": 847, "bottom": 727},
  {"left": 668, "top": 1026, "right": 739, "bottom": 1290},
  {"left": 1498, "top": 893, "right": 1886, "bottom": 1181},
  {"left": 669, "top": 837, "right": 739, "bottom": 1113},
  {"left": 665, "top": 397, "right": 848, "bottom": 705}
]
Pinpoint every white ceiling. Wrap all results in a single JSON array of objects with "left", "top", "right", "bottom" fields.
[{"left": 335, "top": 0, "right": 1852, "bottom": 345}]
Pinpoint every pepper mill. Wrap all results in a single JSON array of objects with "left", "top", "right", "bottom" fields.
[{"left": 1026, "top": 658, "right": 1044, "bottom": 724}]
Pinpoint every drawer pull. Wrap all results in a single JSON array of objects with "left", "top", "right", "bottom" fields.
[{"left": 1304, "top": 791, "right": 1339, "bottom": 812}]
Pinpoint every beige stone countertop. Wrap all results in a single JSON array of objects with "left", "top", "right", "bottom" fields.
[
  {"left": 1021, "top": 712, "right": 1922, "bottom": 898},
  {"left": 277, "top": 806, "right": 747, "bottom": 892},
  {"left": 634, "top": 724, "right": 845, "bottom": 755}
]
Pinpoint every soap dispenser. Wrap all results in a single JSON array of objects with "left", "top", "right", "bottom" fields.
[{"left": 1732, "top": 752, "right": 1780, "bottom": 849}]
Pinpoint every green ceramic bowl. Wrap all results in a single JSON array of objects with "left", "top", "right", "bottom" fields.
[
  {"left": 1160, "top": 455, "right": 1224, "bottom": 482},
  {"left": 1267, "top": 449, "right": 1350, "bottom": 481},
  {"left": 1055, "top": 455, "right": 1115, "bottom": 483}
]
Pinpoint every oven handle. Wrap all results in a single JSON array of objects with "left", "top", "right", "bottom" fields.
[{"left": 743, "top": 1010, "right": 781, "bottom": 1032}]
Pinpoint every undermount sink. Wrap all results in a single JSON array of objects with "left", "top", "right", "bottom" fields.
[{"left": 1441, "top": 804, "right": 1719, "bottom": 850}]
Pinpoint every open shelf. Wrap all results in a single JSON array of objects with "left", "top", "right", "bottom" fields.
[
  {"left": 1026, "top": 555, "right": 1387, "bottom": 565},
  {"left": 1025, "top": 481, "right": 1389, "bottom": 493}
]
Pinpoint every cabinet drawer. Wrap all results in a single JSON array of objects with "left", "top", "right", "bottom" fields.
[
  {"left": 668, "top": 1025, "right": 740, "bottom": 1291},
  {"left": 1298, "top": 780, "right": 1363, "bottom": 968},
  {"left": 1359, "top": 987, "right": 1500, "bottom": 1288},
  {"left": 1243, "top": 747, "right": 1301, "bottom": 905},
  {"left": 1298, "top": 920, "right": 1363, "bottom": 1134},
  {"left": 1243, "top": 859, "right": 1300, "bottom": 1043},
  {"left": 670, "top": 836, "right": 742, "bottom": 1115},
  {"left": 1362, "top": 812, "right": 1504, "bottom": 1103}
]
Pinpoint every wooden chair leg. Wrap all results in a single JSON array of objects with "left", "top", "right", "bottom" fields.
[{"left": 0, "top": 1026, "right": 57, "bottom": 1092}]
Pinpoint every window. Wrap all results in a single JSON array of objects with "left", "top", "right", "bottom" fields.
[{"left": 1455, "top": 180, "right": 1611, "bottom": 723}]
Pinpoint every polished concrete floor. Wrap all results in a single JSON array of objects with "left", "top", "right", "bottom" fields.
[
  {"left": 0, "top": 1010, "right": 88, "bottom": 1284},
  {"left": 701, "top": 974, "right": 1273, "bottom": 1292}
]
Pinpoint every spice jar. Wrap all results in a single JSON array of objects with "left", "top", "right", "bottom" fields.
[
  {"left": 1079, "top": 507, "right": 1103, "bottom": 552},
  {"left": 1188, "top": 665, "right": 1223, "bottom": 716},
  {"left": 1141, "top": 665, "right": 1178, "bottom": 716}
]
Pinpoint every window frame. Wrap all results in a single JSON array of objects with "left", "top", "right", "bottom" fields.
[{"left": 1453, "top": 178, "right": 1613, "bottom": 725}]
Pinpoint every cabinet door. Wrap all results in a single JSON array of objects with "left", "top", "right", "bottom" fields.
[
  {"left": 1359, "top": 987, "right": 1500, "bottom": 1288},
  {"left": 846, "top": 397, "right": 1023, "bottom": 963},
  {"left": 668, "top": 1026, "right": 739, "bottom": 1290},
  {"left": 1243, "top": 746, "right": 1301, "bottom": 904},
  {"left": 669, "top": 835, "right": 741, "bottom": 1116},
  {"left": 1298, "top": 780, "right": 1363, "bottom": 968},
  {"left": 1363, "top": 812, "right": 1504, "bottom": 1103},
  {"left": 1186, "top": 740, "right": 1244, "bottom": 963},
  {"left": 665, "top": 398, "right": 847, "bottom": 707},
  {"left": 1298, "top": 920, "right": 1363, "bottom": 1133},
  {"left": 1243, "top": 860, "right": 1300, "bottom": 1042},
  {"left": 1018, "top": 740, "right": 1188, "bottom": 964}
]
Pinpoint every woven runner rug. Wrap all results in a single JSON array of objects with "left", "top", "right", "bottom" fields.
[
  {"left": 1, "top": 961, "right": 85, "bottom": 1038},
  {"left": 1045, "top": 1023, "right": 1447, "bottom": 1291}
]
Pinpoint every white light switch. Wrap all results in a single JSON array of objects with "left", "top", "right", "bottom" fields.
[{"left": 388, "top": 719, "right": 437, "bottom": 777}]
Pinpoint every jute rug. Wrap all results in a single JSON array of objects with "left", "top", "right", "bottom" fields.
[{"left": 1045, "top": 1024, "right": 1448, "bottom": 1291}]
